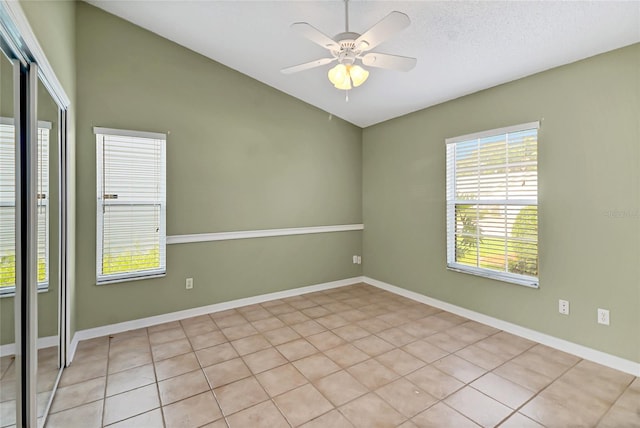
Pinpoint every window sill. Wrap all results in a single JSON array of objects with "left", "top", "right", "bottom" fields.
[
  {"left": 447, "top": 264, "right": 539, "bottom": 288},
  {"left": 97, "top": 273, "right": 166, "bottom": 286},
  {"left": 0, "top": 284, "right": 50, "bottom": 299}
]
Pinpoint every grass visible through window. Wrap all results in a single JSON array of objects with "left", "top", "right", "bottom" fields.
[{"left": 102, "top": 247, "right": 160, "bottom": 275}]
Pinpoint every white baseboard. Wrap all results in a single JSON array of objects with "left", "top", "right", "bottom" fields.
[
  {"left": 68, "top": 334, "right": 79, "bottom": 366},
  {"left": 0, "top": 335, "right": 59, "bottom": 357},
  {"left": 363, "top": 276, "right": 640, "bottom": 377},
  {"left": 68, "top": 276, "right": 365, "bottom": 362},
  {"left": 67, "top": 274, "right": 640, "bottom": 377}
]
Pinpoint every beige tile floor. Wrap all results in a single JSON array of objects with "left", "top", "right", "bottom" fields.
[
  {"left": 43, "top": 283, "right": 639, "bottom": 428},
  {"left": 1, "top": 346, "right": 60, "bottom": 428}
]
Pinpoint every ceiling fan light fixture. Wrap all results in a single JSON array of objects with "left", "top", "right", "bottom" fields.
[
  {"left": 328, "top": 63, "right": 347, "bottom": 83},
  {"left": 334, "top": 78, "right": 352, "bottom": 90},
  {"left": 328, "top": 63, "right": 368, "bottom": 90},
  {"left": 328, "top": 63, "right": 350, "bottom": 89},
  {"left": 349, "top": 65, "right": 369, "bottom": 87}
]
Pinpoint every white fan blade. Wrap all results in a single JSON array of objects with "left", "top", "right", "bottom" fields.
[
  {"left": 291, "top": 22, "right": 340, "bottom": 50},
  {"left": 355, "top": 11, "right": 410, "bottom": 51},
  {"left": 281, "top": 58, "right": 335, "bottom": 74},
  {"left": 362, "top": 52, "right": 417, "bottom": 71}
]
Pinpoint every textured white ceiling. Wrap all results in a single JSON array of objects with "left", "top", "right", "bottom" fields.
[{"left": 87, "top": 1, "right": 640, "bottom": 128}]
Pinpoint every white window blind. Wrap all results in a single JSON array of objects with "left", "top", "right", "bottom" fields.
[
  {"left": 96, "top": 128, "right": 166, "bottom": 284},
  {"left": 0, "top": 120, "right": 50, "bottom": 294},
  {"left": 446, "top": 122, "right": 539, "bottom": 287}
]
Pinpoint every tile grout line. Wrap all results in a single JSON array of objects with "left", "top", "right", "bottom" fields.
[
  {"left": 55, "top": 293, "right": 488, "bottom": 426},
  {"left": 171, "top": 321, "right": 202, "bottom": 427},
  {"left": 151, "top": 325, "right": 168, "bottom": 428},
  {"left": 237, "top": 303, "right": 305, "bottom": 428},
  {"left": 49, "top": 293, "right": 428, "bottom": 424},
  {"left": 251, "top": 292, "right": 480, "bottom": 426},
  {"left": 439, "top": 401, "right": 485, "bottom": 427},
  {"left": 259, "top": 314, "right": 405, "bottom": 426},
  {"left": 100, "top": 336, "right": 112, "bottom": 428},
  {"left": 184, "top": 322, "right": 226, "bottom": 424},
  {"left": 374, "top": 323, "right": 506, "bottom": 425},
  {"left": 320, "top": 338, "right": 456, "bottom": 426},
  {"left": 591, "top": 375, "right": 637, "bottom": 427},
  {"left": 210, "top": 310, "right": 247, "bottom": 428},
  {"left": 42, "top": 342, "right": 109, "bottom": 423},
  {"left": 266, "top": 391, "right": 294, "bottom": 428},
  {"left": 455, "top": 334, "right": 564, "bottom": 427},
  {"left": 391, "top": 320, "right": 544, "bottom": 426},
  {"left": 257, "top": 300, "right": 348, "bottom": 428},
  {"left": 218, "top": 299, "right": 353, "bottom": 427},
  {"left": 175, "top": 315, "right": 226, "bottom": 427},
  {"left": 214, "top": 310, "right": 262, "bottom": 424},
  {"left": 493, "top": 355, "right": 584, "bottom": 427},
  {"left": 348, "top": 313, "right": 536, "bottom": 426},
  {"left": 199, "top": 354, "right": 229, "bottom": 428},
  {"left": 99, "top": 329, "right": 165, "bottom": 428},
  {"left": 62, "top": 285, "right": 638, "bottom": 428}
]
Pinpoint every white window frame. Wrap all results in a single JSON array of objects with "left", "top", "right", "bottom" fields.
[
  {"left": 445, "top": 121, "right": 539, "bottom": 288},
  {"left": 0, "top": 118, "right": 51, "bottom": 297},
  {"left": 95, "top": 127, "right": 167, "bottom": 284}
]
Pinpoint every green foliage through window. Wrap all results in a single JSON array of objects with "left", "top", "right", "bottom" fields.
[
  {"left": 0, "top": 253, "right": 48, "bottom": 287},
  {"left": 508, "top": 206, "right": 538, "bottom": 276},
  {"left": 102, "top": 247, "right": 160, "bottom": 275}
]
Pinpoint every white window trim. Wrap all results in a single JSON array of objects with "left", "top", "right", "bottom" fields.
[
  {"left": 95, "top": 128, "right": 167, "bottom": 285},
  {"left": 0, "top": 116, "right": 52, "bottom": 129},
  {"left": 446, "top": 121, "right": 540, "bottom": 288},
  {"left": 93, "top": 126, "right": 165, "bottom": 140},
  {"left": 445, "top": 121, "right": 540, "bottom": 145}
]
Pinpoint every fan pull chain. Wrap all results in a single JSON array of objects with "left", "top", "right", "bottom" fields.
[{"left": 345, "top": 90, "right": 349, "bottom": 102}]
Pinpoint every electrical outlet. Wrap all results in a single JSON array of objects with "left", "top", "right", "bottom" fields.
[
  {"left": 185, "top": 278, "right": 193, "bottom": 290},
  {"left": 597, "top": 308, "right": 610, "bottom": 325},
  {"left": 352, "top": 255, "right": 358, "bottom": 264},
  {"left": 558, "top": 299, "right": 569, "bottom": 315}
]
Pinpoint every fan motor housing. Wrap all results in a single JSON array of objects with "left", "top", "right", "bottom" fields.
[
  {"left": 332, "top": 32, "right": 365, "bottom": 64},
  {"left": 334, "top": 32, "right": 361, "bottom": 46}
]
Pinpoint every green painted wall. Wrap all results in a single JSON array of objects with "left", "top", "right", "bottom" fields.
[
  {"left": 363, "top": 44, "right": 640, "bottom": 363},
  {"left": 21, "top": 1, "right": 76, "bottom": 97},
  {"left": 74, "top": 3, "right": 362, "bottom": 330}
]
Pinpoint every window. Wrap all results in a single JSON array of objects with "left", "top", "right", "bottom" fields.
[
  {"left": 446, "top": 122, "right": 539, "bottom": 287},
  {"left": 95, "top": 127, "right": 166, "bottom": 284},
  {"left": 0, "top": 118, "right": 50, "bottom": 295}
]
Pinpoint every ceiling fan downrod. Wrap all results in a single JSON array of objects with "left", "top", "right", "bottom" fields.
[{"left": 344, "top": 0, "right": 349, "bottom": 32}]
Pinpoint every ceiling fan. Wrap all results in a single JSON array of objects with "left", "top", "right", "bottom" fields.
[{"left": 281, "top": 0, "right": 417, "bottom": 92}]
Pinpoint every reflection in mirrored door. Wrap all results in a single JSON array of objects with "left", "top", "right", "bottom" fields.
[
  {"left": 0, "top": 3, "right": 70, "bottom": 426},
  {"left": 35, "top": 79, "right": 61, "bottom": 427},
  {"left": 0, "top": 46, "right": 17, "bottom": 428}
]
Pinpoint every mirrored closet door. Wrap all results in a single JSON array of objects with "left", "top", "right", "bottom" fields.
[
  {"left": 0, "top": 3, "right": 70, "bottom": 427},
  {"left": 0, "top": 43, "right": 18, "bottom": 428}
]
